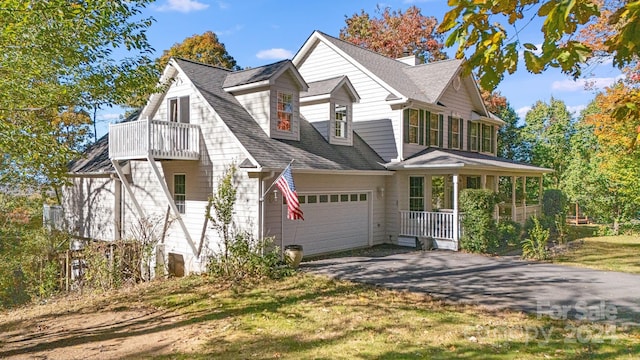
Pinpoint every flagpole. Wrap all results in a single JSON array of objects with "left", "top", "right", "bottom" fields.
[{"left": 260, "top": 159, "right": 295, "bottom": 201}]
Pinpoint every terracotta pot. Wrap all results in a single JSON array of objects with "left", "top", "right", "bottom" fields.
[{"left": 284, "top": 245, "right": 304, "bottom": 268}]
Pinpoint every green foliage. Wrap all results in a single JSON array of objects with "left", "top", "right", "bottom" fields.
[
  {"left": 80, "top": 240, "right": 145, "bottom": 291},
  {"left": 521, "top": 217, "right": 550, "bottom": 260},
  {"left": 207, "top": 234, "right": 292, "bottom": 281},
  {"left": 542, "top": 189, "right": 567, "bottom": 218},
  {"left": 459, "top": 189, "right": 498, "bottom": 253},
  {"left": 521, "top": 98, "right": 574, "bottom": 188},
  {"left": 496, "top": 220, "right": 522, "bottom": 247},
  {"left": 0, "top": 0, "right": 158, "bottom": 188},
  {"left": 206, "top": 164, "right": 292, "bottom": 280},
  {"left": 0, "top": 194, "right": 68, "bottom": 308}
]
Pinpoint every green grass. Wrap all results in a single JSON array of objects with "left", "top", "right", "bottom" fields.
[
  {"left": 114, "top": 275, "right": 639, "bottom": 358},
  {"left": 2, "top": 273, "right": 639, "bottom": 359},
  {"left": 553, "top": 234, "right": 640, "bottom": 274}
]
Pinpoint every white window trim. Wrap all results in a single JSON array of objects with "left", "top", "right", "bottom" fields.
[
  {"left": 408, "top": 176, "right": 425, "bottom": 212},
  {"left": 174, "top": 173, "right": 186, "bottom": 214},
  {"left": 334, "top": 103, "right": 348, "bottom": 138},
  {"left": 276, "top": 91, "right": 293, "bottom": 132}
]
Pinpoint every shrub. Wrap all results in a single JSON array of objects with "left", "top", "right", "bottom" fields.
[
  {"left": 459, "top": 189, "right": 498, "bottom": 253},
  {"left": 521, "top": 217, "right": 549, "bottom": 260},
  {"left": 542, "top": 189, "right": 567, "bottom": 233},
  {"left": 496, "top": 220, "right": 522, "bottom": 248}
]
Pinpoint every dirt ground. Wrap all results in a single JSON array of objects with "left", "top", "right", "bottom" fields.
[{"left": 0, "top": 284, "right": 207, "bottom": 359}]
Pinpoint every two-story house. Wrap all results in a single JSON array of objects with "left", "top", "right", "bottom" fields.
[{"left": 63, "top": 31, "right": 550, "bottom": 274}]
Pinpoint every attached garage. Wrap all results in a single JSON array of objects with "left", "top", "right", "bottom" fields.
[{"left": 282, "top": 191, "right": 371, "bottom": 255}]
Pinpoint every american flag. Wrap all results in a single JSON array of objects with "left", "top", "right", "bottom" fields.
[{"left": 276, "top": 165, "right": 304, "bottom": 220}]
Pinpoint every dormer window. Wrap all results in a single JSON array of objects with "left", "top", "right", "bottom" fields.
[
  {"left": 335, "top": 104, "right": 347, "bottom": 138},
  {"left": 168, "top": 96, "right": 189, "bottom": 123},
  {"left": 277, "top": 92, "right": 293, "bottom": 131}
]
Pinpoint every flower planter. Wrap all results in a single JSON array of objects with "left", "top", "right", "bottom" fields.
[{"left": 284, "top": 244, "right": 304, "bottom": 268}]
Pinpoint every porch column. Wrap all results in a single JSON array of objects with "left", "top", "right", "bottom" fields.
[
  {"left": 538, "top": 176, "right": 543, "bottom": 204},
  {"left": 453, "top": 173, "right": 459, "bottom": 249},
  {"left": 511, "top": 176, "right": 517, "bottom": 222},
  {"left": 481, "top": 174, "right": 487, "bottom": 189}
]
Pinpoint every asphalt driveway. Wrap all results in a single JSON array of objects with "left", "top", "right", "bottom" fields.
[{"left": 302, "top": 250, "right": 640, "bottom": 324}]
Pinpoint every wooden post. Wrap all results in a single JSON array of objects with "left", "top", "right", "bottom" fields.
[
  {"left": 523, "top": 176, "right": 527, "bottom": 220},
  {"left": 453, "top": 174, "right": 459, "bottom": 250},
  {"left": 511, "top": 176, "right": 517, "bottom": 222}
]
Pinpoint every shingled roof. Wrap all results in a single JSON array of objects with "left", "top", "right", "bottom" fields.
[
  {"left": 313, "top": 31, "right": 464, "bottom": 104},
  {"left": 387, "top": 148, "right": 553, "bottom": 174},
  {"left": 68, "top": 110, "right": 139, "bottom": 175},
  {"left": 174, "top": 58, "right": 385, "bottom": 171}
]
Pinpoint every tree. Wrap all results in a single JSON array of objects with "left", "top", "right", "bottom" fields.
[
  {"left": 439, "top": 0, "right": 638, "bottom": 91},
  {"left": 340, "top": 5, "right": 447, "bottom": 63},
  {"left": 0, "top": 0, "right": 156, "bottom": 190},
  {"left": 157, "top": 31, "right": 240, "bottom": 70},
  {"left": 521, "top": 98, "right": 574, "bottom": 187}
]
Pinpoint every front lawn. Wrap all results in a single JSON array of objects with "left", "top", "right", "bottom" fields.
[
  {"left": 1, "top": 274, "right": 638, "bottom": 359},
  {"left": 552, "top": 235, "right": 640, "bottom": 274}
]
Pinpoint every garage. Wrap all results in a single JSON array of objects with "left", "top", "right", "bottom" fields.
[{"left": 282, "top": 192, "right": 371, "bottom": 255}]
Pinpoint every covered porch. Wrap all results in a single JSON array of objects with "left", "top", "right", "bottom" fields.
[{"left": 388, "top": 149, "right": 553, "bottom": 250}]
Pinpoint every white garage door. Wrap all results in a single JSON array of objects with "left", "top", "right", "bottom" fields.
[{"left": 282, "top": 192, "right": 370, "bottom": 256}]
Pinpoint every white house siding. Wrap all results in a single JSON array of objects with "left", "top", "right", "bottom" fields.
[
  {"left": 263, "top": 173, "right": 387, "bottom": 252},
  {"left": 117, "top": 73, "right": 261, "bottom": 274},
  {"left": 297, "top": 41, "right": 402, "bottom": 162},
  {"left": 63, "top": 176, "right": 117, "bottom": 241},
  {"left": 300, "top": 101, "right": 330, "bottom": 141},
  {"left": 233, "top": 87, "right": 271, "bottom": 136},
  {"left": 439, "top": 79, "right": 477, "bottom": 151}
]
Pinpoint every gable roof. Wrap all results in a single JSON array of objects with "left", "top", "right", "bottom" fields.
[
  {"left": 294, "top": 31, "right": 487, "bottom": 115},
  {"left": 173, "top": 58, "right": 385, "bottom": 172},
  {"left": 68, "top": 110, "right": 140, "bottom": 175},
  {"left": 301, "top": 76, "right": 360, "bottom": 103},
  {"left": 387, "top": 148, "right": 552, "bottom": 174},
  {"left": 223, "top": 59, "right": 308, "bottom": 93}
]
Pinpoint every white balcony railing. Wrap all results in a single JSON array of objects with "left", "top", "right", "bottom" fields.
[
  {"left": 399, "top": 210, "right": 456, "bottom": 240},
  {"left": 109, "top": 119, "right": 200, "bottom": 160},
  {"left": 497, "top": 204, "right": 541, "bottom": 224}
]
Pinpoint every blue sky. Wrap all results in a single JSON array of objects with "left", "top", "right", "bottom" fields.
[{"left": 96, "top": 0, "right": 622, "bottom": 135}]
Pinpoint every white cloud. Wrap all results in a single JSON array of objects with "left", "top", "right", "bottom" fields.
[
  {"left": 214, "top": 24, "right": 243, "bottom": 36},
  {"left": 551, "top": 76, "right": 623, "bottom": 92},
  {"left": 516, "top": 106, "right": 531, "bottom": 119},
  {"left": 256, "top": 48, "right": 294, "bottom": 60},
  {"left": 97, "top": 113, "right": 123, "bottom": 123},
  {"left": 567, "top": 104, "right": 587, "bottom": 116},
  {"left": 156, "top": 0, "right": 209, "bottom": 13}
]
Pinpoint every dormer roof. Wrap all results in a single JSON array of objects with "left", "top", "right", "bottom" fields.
[
  {"left": 223, "top": 59, "right": 308, "bottom": 93},
  {"left": 301, "top": 76, "right": 360, "bottom": 103}
]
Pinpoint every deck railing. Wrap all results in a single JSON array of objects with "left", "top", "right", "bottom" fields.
[
  {"left": 109, "top": 119, "right": 200, "bottom": 160},
  {"left": 399, "top": 210, "right": 456, "bottom": 240}
]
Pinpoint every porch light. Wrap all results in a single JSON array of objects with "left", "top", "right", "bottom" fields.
[
  {"left": 377, "top": 186, "right": 385, "bottom": 199},
  {"left": 270, "top": 189, "right": 278, "bottom": 203}
]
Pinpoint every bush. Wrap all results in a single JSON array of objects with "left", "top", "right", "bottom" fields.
[
  {"left": 496, "top": 220, "right": 522, "bottom": 248},
  {"left": 459, "top": 189, "right": 498, "bottom": 253},
  {"left": 207, "top": 233, "right": 291, "bottom": 281},
  {"left": 521, "top": 217, "right": 549, "bottom": 260},
  {"left": 542, "top": 189, "right": 567, "bottom": 233}
]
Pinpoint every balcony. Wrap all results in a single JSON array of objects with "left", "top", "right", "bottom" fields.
[{"left": 109, "top": 119, "right": 201, "bottom": 161}]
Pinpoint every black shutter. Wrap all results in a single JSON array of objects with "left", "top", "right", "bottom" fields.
[
  {"left": 419, "top": 110, "right": 425, "bottom": 145},
  {"left": 459, "top": 118, "right": 464, "bottom": 150},
  {"left": 447, "top": 116, "right": 452, "bottom": 148},
  {"left": 403, "top": 109, "right": 409, "bottom": 143},
  {"left": 439, "top": 114, "right": 444, "bottom": 148},
  {"left": 426, "top": 111, "right": 431, "bottom": 146}
]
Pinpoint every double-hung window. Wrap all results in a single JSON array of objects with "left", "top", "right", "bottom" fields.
[
  {"left": 409, "top": 176, "right": 425, "bottom": 211},
  {"left": 469, "top": 123, "right": 479, "bottom": 151},
  {"left": 174, "top": 174, "right": 186, "bottom": 214},
  {"left": 429, "top": 112, "right": 440, "bottom": 147},
  {"left": 481, "top": 124, "right": 493, "bottom": 153},
  {"left": 277, "top": 92, "right": 293, "bottom": 131},
  {"left": 407, "top": 109, "right": 420, "bottom": 144},
  {"left": 449, "top": 117, "right": 462, "bottom": 149},
  {"left": 335, "top": 104, "right": 347, "bottom": 138}
]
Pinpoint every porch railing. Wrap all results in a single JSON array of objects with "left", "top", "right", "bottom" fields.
[
  {"left": 497, "top": 204, "right": 541, "bottom": 224},
  {"left": 399, "top": 210, "right": 456, "bottom": 240},
  {"left": 109, "top": 119, "right": 200, "bottom": 160}
]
